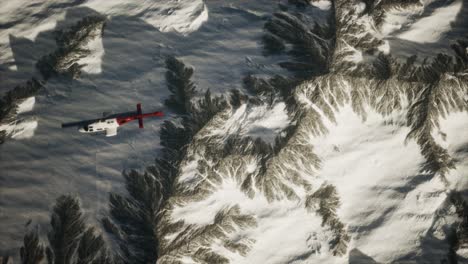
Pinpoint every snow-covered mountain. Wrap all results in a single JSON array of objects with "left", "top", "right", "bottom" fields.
[{"left": 1, "top": 0, "right": 467, "bottom": 263}]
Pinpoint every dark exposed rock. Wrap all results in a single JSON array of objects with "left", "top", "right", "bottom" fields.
[
  {"left": 348, "top": 248, "right": 380, "bottom": 264},
  {"left": 47, "top": 195, "right": 109, "bottom": 264},
  {"left": 164, "top": 56, "right": 197, "bottom": 115},
  {"left": 0, "top": 78, "right": 43, "bottom": 123},
  {"left": 20, "top": 228, "right": 45, "bottom": 264},
  {"left": 263, "top": 11, "right": 332, "bottom": 79}
]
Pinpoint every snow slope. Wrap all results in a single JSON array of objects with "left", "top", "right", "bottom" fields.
[
  {"left": 76, "top": 27, "right": 105, "bottom": 74},
  {"left": 433, "top": 111, "right": 468, "bottom": 190},
  {"left": 0, "top": 97, "right": 38, "bottom": 139},
  {"left": 333, "top": 0, "right": 467, "bottom": 64},
  {"left": 169, "top": 178, "right": 337, "bottom": 264},
  {"left": 396, "top": 0, "right": 463, "bottom": 43},
  {"left": 207, "top": 102, "right": 290, "bottom": 144},
  {"left": 378, "top": 0, "right": 468, "bottom": 59}
]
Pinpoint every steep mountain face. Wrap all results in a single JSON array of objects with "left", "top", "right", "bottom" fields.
[{"left": 156, "top": 1, "right": 468, "bottom": 263}]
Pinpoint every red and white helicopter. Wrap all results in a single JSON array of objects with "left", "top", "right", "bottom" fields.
[{"left": 62, "top": 103, "right": 163, "bottom": 137}]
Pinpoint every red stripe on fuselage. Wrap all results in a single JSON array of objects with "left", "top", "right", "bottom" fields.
[{"left": 116, "top": 112, "right": 164, "bottom": 126}]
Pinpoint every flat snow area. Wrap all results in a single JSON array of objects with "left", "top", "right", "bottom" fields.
[
  {"left": 309, "top": 104, "right": 456, "bottom": 262},
  {"left": 311, "top": 0, "right": 332, "bottom": 11}
]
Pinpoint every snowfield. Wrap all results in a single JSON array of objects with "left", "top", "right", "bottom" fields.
[
  {"left": 206, "top": 102, "right": 290, "bottom": 144},
  {"left": 16, "top": 96, "right": 35, "bottom": 114},
  {"left": 310, "top": 104, "right": 447, "bottom": 262},
  {"left": 377, "top": 0, "right": 468, "bottom": 59},
  {"left": 433, "top": 111, "right": 468, "bottom": 189},
  {"left": 76, "top": 27, "right": 105, "bottom": 74},
  {"left": 396, "top": 0, "right": 463, "bottom": 43}
]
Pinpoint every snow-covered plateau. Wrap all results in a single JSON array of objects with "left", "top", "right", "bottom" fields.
[{"left": 1, "top": 0, "right": 467, "bottom": 264}]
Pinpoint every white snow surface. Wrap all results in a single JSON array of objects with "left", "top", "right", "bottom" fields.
[
  {"left": 377, "top": 0, "right": 468, "bottom": 60},
  {"left": 16, "top": 97, "right": 35, "bottom": 114},
  {"left": 311, "top": 0, "right": 333, "bottom": 11},
  {"left": 378, "top": 3, "right": 422, "bottom": 37},
  {"left": 397, "top": 0, "right": 463, "bottom": 43},
  {"left": 309, "top": 104, "right": 449, "bottom": 262},
  {"left": 342, "top": 42, "right": 364, "bottom": 64},
  {"left": 208, "top": 102, "right": 291, "bottom": 144},
  {"left": 83, "top": 0, "right": 208, "bottom": 35},
  {"left": 77, "top": 30, "right": 105, "bottom": 74},
  {"left": 0, "top": 119, "right": 38, "bottom": 139},
  {"left": 432, "top": 111, "right": 468, "bottom": 189},
  {"left": 0, "top": 97, "right": 38, "bottom": 139},
  {"left": 170, "top": 176, "right": 340, "bottom": 264}
]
